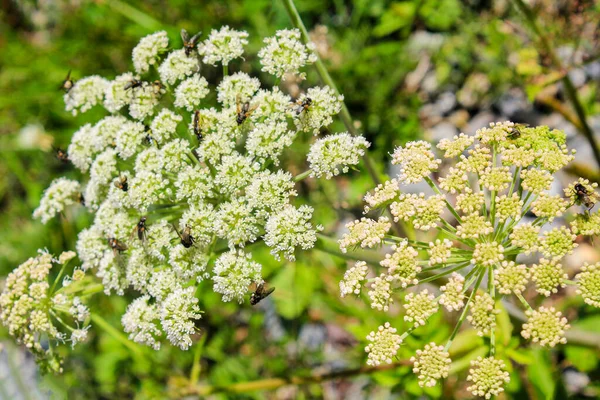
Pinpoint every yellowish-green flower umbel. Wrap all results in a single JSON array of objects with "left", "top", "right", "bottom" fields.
[{"left": 339, "top": 122, "right": 600, "bottom": 396}]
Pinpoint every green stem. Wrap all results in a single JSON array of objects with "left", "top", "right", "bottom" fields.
[
  {"left": 223, "top": 64, "right": 229, "bottom": 76},
  {"left": 314, "top": 234, "right": 382, "bottom": 265},
  {"left": 90, "top": 313, "right": 146, "bottom": 357},
  {"left": 488, "top": 265, "right": 496, "bottom": 356},
  {"left": 190, "top": 335, "right": 206, "bottom": 384},
  {"left": 445, "top": 267, "right": 485, "bottom": 351},
  {"left": 418, "top": 262, "right": 471, "bottom": 284},
  {"left": 50, "top": 259, "right": 71, "bottom": 294},
  {"left": 294, "top": 170, "right": 312, "bottom": 182},
  {"left": 424, "top": 176, "right": 462, "bottom": 223},
  {"left": 515, "top": 292, "right": 534, "bottom": 312}
]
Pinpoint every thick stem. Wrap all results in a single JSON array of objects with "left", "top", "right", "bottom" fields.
[{"left": 176, "top": 360, "right": 411, "bottom": 396}]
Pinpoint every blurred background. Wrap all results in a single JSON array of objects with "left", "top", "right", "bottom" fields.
[{"left": 0, "top": 0, "right": 599, "bottom": 398}]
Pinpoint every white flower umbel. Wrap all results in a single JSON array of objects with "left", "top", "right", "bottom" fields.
[
  {"left": 258, "top": 28, "right": 317, "bottom": 80},
  {"left": 64, "top": 76, "right": 108, "bottom": 115},
  {"left": 174, "top": 75, "right": 210, "bottom": 111},
  {"left": 18, "top": 28, "right": 379, "bottom": 365},
  {"left": 294, "top": 86, "right": 343, "bottom": 134},
  {"left": 308, "top": 133, "right": 370, "bottom": 179},
  {"left": 213, "top": 249, "right": 262, "bottom": 303},
  {"left": 340, "top": 122, "right": 596, "bottom": 395},
  {"left": 33, "top": 178, "right": 81, "bottom": 224},
  {"left": 199, "top": 26, "right": 249, "bottom": 66},
  {"left": 132, "top": 31, "right": 169, "bottom": 74},
  {"left": 264, "top": 204, "right": 319, "bottom": 261}
]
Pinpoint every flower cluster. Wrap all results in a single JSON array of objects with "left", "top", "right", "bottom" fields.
[
  {"left": 0, "top": 251, "right": 90, "bottom": 373},
  {"left": 339, "top": 122, "right": 600, "bottom": 396},
  {"left": 23, "top": 28, "right": 369, "bottom": 356}
]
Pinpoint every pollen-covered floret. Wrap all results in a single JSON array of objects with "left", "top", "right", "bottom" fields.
[
  {"left": 466, "top": 357, "right": 510, "bottom": 399},
  {"left": 412, "top": 195, "right": 445, "bottom": 231},
  {"left": 64, "top": 76, "right": 108, "bottom": 116},
  {"left": 174, "top": 74, "right": 210, "bottom": 112},
  {"left": 439, "top": 273, "right": 465, "bottom": 311},
  {"left": 104, "top": 72, "right": 137, "bottom": 113},
  {"left": 199, "top": 26, "right": 249, "bottom": 66},
  {"left": 570, "top": 211, "right": 600, "bottom": 235},
  {"left": 509, "top": 223, "right": 540, "bottom": 253},
  {"left": 467, "top": 292, "right": 499, "bottom": 336},
  {"left": 437, "top": 133, "right": 474, "bottom": 158},
  {"left": 521, "top": 306, "right": 569, "bottom": 347},
  {"left": 212, "top": 249, "right": 262, "bottom": 303},
  {"left": 158, "top": 49, "right": 199, "bottom": 85},
  {"left": 308, "top": 133, "right": 370, "bottom": 179},
  {"left": 365, "top": 322, "right": 402, "bottom": 366},
  {"left": 340, "top": 261, "right": 369, "bottom": 297},
  {"left": 392, "top": 141, "right": 441, "bottom": 184},
  {"left": 457, "top": 214, "right": 493, "bottom": 239},
  {"left": 480, "top": 166, "right": 511, "bottom": 191},
  {"left": 217, "top": 72, "right": 261, "bottom": 107},
  {"left": 159, "top": 287, "right": 202, "bottom": 350},
  {"left": 364, "top": 179, "right": 400, "bottom": 212},
  {"left": 404, "top": 290, "right": 439, "bottom": 327},
  {"left": 246, "top": 120, "right": 296, "bottom": 165},
  {"left": 531, "top": 193, "right": 569, "bottom": 221},
  {"left": 294, "top": 86, "right": 343, "bottom": 134},
  {"left": 33, "top": 178, "right": 81, "bottom": 224},
  {"left": 150, "top": 109, "right": 183, "bottom": 144},
  {"left": 438, "top": 167, "right": 468, "bottom": 193},
  {"left": 521, "top": 168, "right": 553, "bottom": 194},
  {"left": 368, "top": 274, "right": 394, "bottom": 311},
  {"left": 456, "top": 189, "right": 485, "bottom": 214},
  {"left": 475, "top": 121, "right": 512, "bottom": 144},
  {"left": 132, "top": 31, "right": 169, "bottom": 74},
  {"left": 264, "top": 204, "right": 319, "bottom": 261},
  {"left": 411, "top": 343, "right": 451, "bottom": 387},
  {"left": 540, "top": 226, "right": 577, "bottom": 259},
  {"left": 495, "top": 193, "right": 523, "bottom": 222},
  {"left": 427, "top": 239, "right": 452, "bottom": 266},
  {"left": 339, "top": 217, "right": 391, "bottom": 253},
  {"left": 380, "top": 241, "right": 420, "bottom": 287},
  {"left": 258, "top": 28, "right": 317, "bottom": 80},
  {"left": 531, "top": 259, "right": 567, "bottom": 297},
  {"left": 575, "top": 262, "right": 600, "bottom": 307},
  {"left": 494, "top": 261, "right": 529, "bottom": 294},
  {"left": 122, "top": 295, "right": 162, "bottom": 350}
]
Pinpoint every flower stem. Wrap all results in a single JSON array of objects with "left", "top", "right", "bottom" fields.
[
  {"left": 294, "top": 170, "right": 312, "bottom": 182},
  {"left": 445, "top": 267, "right": 485, "bottom": 351},
  {"left": 515, "top": 292, "right": 534, "bottom": 312},
  {"left": 223, "top": 64, "right": 229, "bottom": 76},
  {"left": 90, "top": 313, "right": 146, "bottom": 357},
  {"left": 488, "top": 265, "right": 496, "bottom": 356}
]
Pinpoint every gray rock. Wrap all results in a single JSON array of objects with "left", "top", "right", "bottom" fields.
[
  {"left": 496, "top": 88, "right": 532, "bottom": 119},
  {"left": 465, "top": 112, "right": 496, "bottom": 135},
  {"left": 584, "top": 61, "right": 600, "bottom": 80},
  {"left": 568, "top": 68, "right": 587, "bottom": 88}
]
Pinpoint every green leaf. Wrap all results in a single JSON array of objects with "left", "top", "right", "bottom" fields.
[
  {"left": 271, "top": 263, "right": 320, "bottom": 319},
  {"left": 373, "top": 2, "right": 416, "bottom": 37},
  {"left": 527, "top": 348, "right": 555, "bottom": 400},
  {"left": 565, "top": 345, "right": 598, "bottom": 372}
]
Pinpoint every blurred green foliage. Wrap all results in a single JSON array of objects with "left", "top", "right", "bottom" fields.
[{"left": 1, "top": 0, "right": 600, "bottom": 398}]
